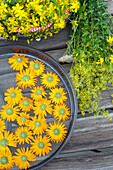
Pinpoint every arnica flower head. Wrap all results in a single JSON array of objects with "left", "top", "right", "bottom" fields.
[
  {"left": 14, "top": 147, "right": 36, "bottom": 170},
  {"left": 31, "top": 135, "right": 52, "bottom": 157},
  {"left": 28, "top": 116, "right": 48, "bottom": 135},
  {"left": 4, "top": 87, "right": 23, "bottom": 105},
  {"left": 16, "top": 69, "right": 37, "bottom": 89},
  {"left": 8, "top": 53, "right": 29, "bottom": 71},
  {"left": 107, "top": 36, "right": 113, "bottom": 45},
  {"left": 0, "top": 148, "right": 14, "bottom": 170},
  {"left": 46, "top": 121, "right": 67, "bottom": 143}
]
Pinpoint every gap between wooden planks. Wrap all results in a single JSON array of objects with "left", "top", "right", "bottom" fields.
[{"left": 39, "top": 149, "right": 113, "bottom": 170}]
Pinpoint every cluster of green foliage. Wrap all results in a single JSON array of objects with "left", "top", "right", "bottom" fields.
[{"left": 66, "top": 0, "right": 113, "bottom": 119}]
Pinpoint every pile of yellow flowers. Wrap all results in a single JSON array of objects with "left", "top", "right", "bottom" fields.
[
  {"left": 0, "top": 0, "right": 80, "bottom": 41},
  {"left": 0, "top": 53, "right": 71, "bottom": 169}
]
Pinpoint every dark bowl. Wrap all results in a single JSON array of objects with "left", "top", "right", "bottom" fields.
[{"left": 0, "top": 45, "right": 77, "bottom": 169}]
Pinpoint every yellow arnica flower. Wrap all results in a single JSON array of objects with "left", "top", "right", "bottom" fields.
[
  {"left": 14, "top": 147, "right": 36, "bottom": 170},
  {"left": 16, "top": 69, "right": 37, "bottom": 89},
  {"left": 8, "top": 53, "right": 29, "bottom": 71},
  {"left": 49, "top": 87, "right": 67, "bottom": 104},
  {"left": 31, "top": 86, "right": 47, "bottom": 100},
  {"left": 40, "top": 71, "right": 60, "bottom": 89},
  {"left": 70, "top": 0, "right": 80, "bottom": 13},
  {"left": 4, "top": 87, "right": 23, "bottom": 105},
  {"left": 16, "top": 112, "right": 30, "bottom": 126},
  {"left": 0, "top": 131, "right": 17, "bottom": 150},
  {"left": 53, "top": 103, "right": 71, "bottom": 121},
  {"left": 72, "top": 20, "right": 78, "bottom": 27},
  {"left": 28, "top": 116, "right": 48, "bottom": 135},
  {"left": 58, "top": 19, "right": 66, "bottom": 29},
  {"left": 107, "top": 36, "right": 113, "bottom": 45},
  {"left": 19, "top": 97, "right": 33, "bottom": 112},
  {"left": 34, "top": 98, "right": 53, "bottom": 117},
  {"left": 46, "top": 121, "right": 67, "bottom": 143},
  {"left": 15, "top": 126, "right": 33, "bottom": 144},
  {"left": 0, "top": 119, "right": 6, "bottom": 133},
  {"left": 0, "top": 104, "right": 19, "bottom": 121},
  {"left": 96, "top": 58, "right": 104, "bottom": 65},
  {"left": 0, "top": 148, "right": 14, "bottom": 170},
  {"left": 109, "top": 55, "right": 113, "bottom": 63},
  {"left": 29, "top": 60, "right": 45, "bottom": 76},
  {"left": 31, "top": 135, "right": 52, "bottom": 157}
]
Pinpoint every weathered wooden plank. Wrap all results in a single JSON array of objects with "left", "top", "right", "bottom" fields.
[
  {"left": 61, "top": 63, "right": 72, "bottom": 74},
  {"left": 60, "top": 113, "right": 113, "bottom": 153},
  {"left": 0, "top": 58, "right": 13, "bottom": 75},
  {"left": 0, "top": 25, "right": 70, "bottom": 51},
  {"left": 100, "top": 86, "right": 113, "bottom": 98},
  {"left": 97, "top": 98, "right": 113, "bottom": 110},
  {"left": 0, "top": 73, "right": 17, "bottom": 93},
  {"left": 45, "top": 48, "right": 66, "bottom": 61},
  {"left": 107, "top": 0, "right": 113, "bottom": 14},
  {"left": 40, "top": 149, "right": 113, "bottom": 170}
]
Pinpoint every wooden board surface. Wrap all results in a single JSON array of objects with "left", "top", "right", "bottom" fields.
[
  {"left": 40, "top": 149, "right": 113, "bottom": 170},
  {"left": 0, "top": 1, "right": 113, "bottom": 169},
  {"left": 61, "top": 113, "right": 113, "bottom": 153}
]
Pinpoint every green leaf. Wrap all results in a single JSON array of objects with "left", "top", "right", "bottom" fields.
[{"left": 78, "top": 3, "right": 87, "bottom": 14}]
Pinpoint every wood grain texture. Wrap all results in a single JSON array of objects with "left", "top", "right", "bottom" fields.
[
  {"left": 45, "top": 48, "right": 66, "bottom": 61},
  {"left": 61, "top": 113, "right": 113, "bottom": 154},
  {"left": 40, "top": 149, "right": 113, "bottom": 170}
]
